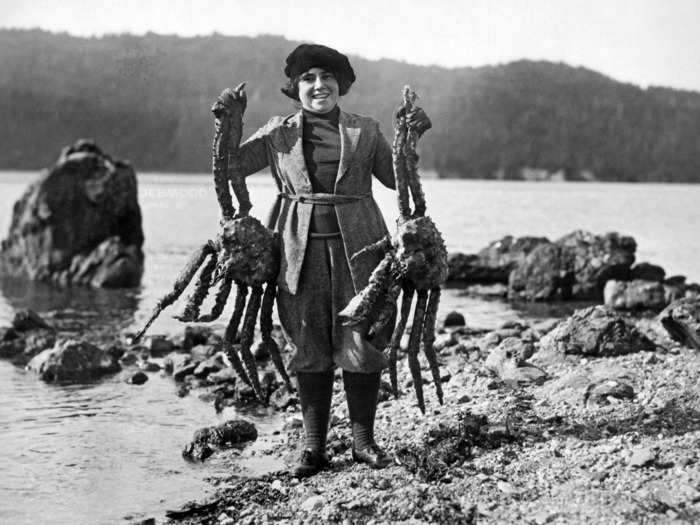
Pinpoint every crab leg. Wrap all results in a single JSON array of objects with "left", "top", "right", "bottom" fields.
[
  {"left": 174, "top": 251, "right": 219, "bottom": 322},
  {"left": 339, "top": 252, "right": 395, "bottom": 327},
  {"left": 196, "top": 272, "right": 233, "bottom": 322},
  {"left": 392, "top": 105, "right": 412, "bottom": 221},
  {"left": 408, "top": 289, "right": 428, "bottom": 413},
  {"left": 239, "top": 285, "right": 265, "bottom": 402},
  {"left": 211, "top": 96, "right": 236, "bottom": 221},
  {"left": 421, "top": 287, "right": 443, "bottom": 405},
  {"left": 224, "top": 84, "right": 252, "bottom": 218},
  {"left": 260, "top": 280, "right": 292, "bottom": 389},
  {"left": 368, "top": 268, "right": 401, "bottom": 338},
  {"left": 387, "top": 283, "right": 414, "bottom": 398},
  {"left": 400, "top": 87, "right": 427, "bottom": 218},
  {"left": 132, "top": 241, "right": 215, "bottom": 342},
  {"left": 223, "top": 297, "right": 251, "bottom": 387}
]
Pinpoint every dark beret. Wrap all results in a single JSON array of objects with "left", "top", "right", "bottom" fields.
[{"left": 283, "top": 44, "right": 355, "bottom": 95}]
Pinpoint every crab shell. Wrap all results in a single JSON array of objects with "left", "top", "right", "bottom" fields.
[
  {"left": 394, "top": 216, "right": 448, "bottom": 290},
  {"left": 216, "top": 216, "right": 279, "bottom": 286}
]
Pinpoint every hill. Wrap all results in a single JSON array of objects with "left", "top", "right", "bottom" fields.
[{"left": 1, "top": 29, "right": 699, "bottom": 182}]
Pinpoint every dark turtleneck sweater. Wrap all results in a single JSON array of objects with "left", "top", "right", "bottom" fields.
[{"left": 302, "top": 106, "right": 341, "bottom": 234}]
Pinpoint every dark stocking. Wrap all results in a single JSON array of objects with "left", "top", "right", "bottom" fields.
[
  {"left": 296, "top": 370, "right": 334, "bottom": 452},
  {"left": 343, "top": 371, "right": 381, "bottom": 450}
]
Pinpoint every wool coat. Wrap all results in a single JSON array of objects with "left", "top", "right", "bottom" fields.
[{"left": 233, "top": 109, "right": 396, "bottom": 295}]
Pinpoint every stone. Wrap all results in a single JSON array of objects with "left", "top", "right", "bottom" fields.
[
  {"left": 138, "top": 360, "right": 161, "bottom": 372},
  {"left": 163, "top": 352, "right": 190, "bottom": 374},
  {"left": 190, "top": 344, "right": 217, "bottom": 360},
  {"left": 443, "top": 311, "right": 466, "bottom": 328},
  {"left": 269, "top": 385, "right": 298, "bottom": 410},
  {"left": 556, "top": 230, "right": 636, "bottom": 300},
  {"left": 12, "top": 309, "right": 52, "bottom": 332},
  {"left": 144, "top": 335, "right": 174, "bottom": 357},
  {"left": 16, "top": 329, "right": 57, "bottom": 364},
  {"left": 540, "top": 305, "right": 656, "bottom": 356},
  {"left": 0, "top": 140, "right": 144, "bottom": 287},
  {"left": 604, "top": 279, "right": 667, "bottom": 311},
  {"left": 193, "top": 354, "right": 226, "bottom": 378},
  {"left": 183, "top": 325, "right": 214, "bottom": 350},
  {"left": 119, "top": 351, "right": 139, "bottom": 366},
  {"left": 126, "top": 370, "right": 148, "bottom": 385},
  {"left": 300, "top": 495, "right": 325, "bottom": 513},
  {"left": 173, "top": 362, "right": 199, "bottom": 382},
  {"left": 508, "top": 242, "right": 573, "bottom": 301},
  {"left": 182, "top": 419, "right": 258, "bottom": 461},
  {"left": 631, "top": 262, "right": 665, "bottom": 282},
  {"left": 27, "top": 338, "right": 120, "bottom": 382},
  {"left": 629, "top": 448, "right": 656, "bottom": 468},
  {"left": 584, "top": 379, "right": 634, "bottom": 406},
  {"left": 207, "top": 367, "right": 238, "bottom": 384},
  {"left": 484, "top": 337, "right": 547, "bottom": 385},
  {"left": 657, "top": 297, "right": 700, "bottom": 350}
]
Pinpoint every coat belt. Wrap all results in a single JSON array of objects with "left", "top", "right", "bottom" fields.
[{"left": 278, "top": 192, "right": 370, "bottom": 205}]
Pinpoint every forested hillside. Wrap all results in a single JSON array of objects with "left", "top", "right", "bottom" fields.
[{"left": 1, "top": 29, "right": 699, "bottom": 182}]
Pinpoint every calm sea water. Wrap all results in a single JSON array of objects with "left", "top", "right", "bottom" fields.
[{"left": 1, "top": 171, "right": 699, "bottom": 524}]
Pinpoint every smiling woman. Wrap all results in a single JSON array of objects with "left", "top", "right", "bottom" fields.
[{"left": 211, "top": 43, "right": 431, "bottom": 479}]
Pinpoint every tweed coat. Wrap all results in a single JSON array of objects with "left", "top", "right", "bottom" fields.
[{"left": 234, "top": 108, "right": 396, "bottom": 295}]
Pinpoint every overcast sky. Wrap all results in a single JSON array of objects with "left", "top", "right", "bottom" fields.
[{"left": 3, "top": 0, "right": 700, "bottom": 91}]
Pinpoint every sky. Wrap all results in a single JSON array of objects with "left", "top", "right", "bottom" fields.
[{"left": 2, "top": 0, "right": 700, "bottom": 91}]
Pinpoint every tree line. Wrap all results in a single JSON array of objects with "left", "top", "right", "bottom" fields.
[{"left": 1, "top": 29, "right": 699, "bottom": 182}]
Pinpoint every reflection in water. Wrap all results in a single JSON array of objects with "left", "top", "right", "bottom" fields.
[{"left": 0, "top": 277, "right": 141, "bottom": 343}]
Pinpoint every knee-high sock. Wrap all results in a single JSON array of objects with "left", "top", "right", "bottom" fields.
[
  {"left": 296, "top": 370, "right": 334, "bottom": 452},
  {"left": 343, "top": 371, "right": 380, "bottom": 450}
]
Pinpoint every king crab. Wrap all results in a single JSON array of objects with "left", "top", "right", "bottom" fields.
[{"left": 339, "top": 87, "right": 448, "bottom": 413}]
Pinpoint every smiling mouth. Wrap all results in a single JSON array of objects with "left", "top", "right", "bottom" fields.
[{"left": 312, "top": 93, "right": 330, "bottom": 99}]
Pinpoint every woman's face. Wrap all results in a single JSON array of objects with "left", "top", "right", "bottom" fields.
[{"left": 297, "top": 67, "right": 339, "bottom": 113}]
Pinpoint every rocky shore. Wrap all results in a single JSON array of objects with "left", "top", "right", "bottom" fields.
[{"left": 2, "top": 229, "right": 699, "bottom": 524}]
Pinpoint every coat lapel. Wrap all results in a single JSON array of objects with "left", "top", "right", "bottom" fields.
[
  {"left": 336, "top": 110, "right": 361, "bottom": 187},
  {"left": 284, "top": 111, "right": 312, "bottom": 191}
]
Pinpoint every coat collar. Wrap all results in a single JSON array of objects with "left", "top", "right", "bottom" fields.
[{"left": 285, "top": 108, "right": 361, "bottom": 190}]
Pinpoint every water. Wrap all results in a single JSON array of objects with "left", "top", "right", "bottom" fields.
[{"left": 1, "top": 171, "right": 699, "bottom": 524}]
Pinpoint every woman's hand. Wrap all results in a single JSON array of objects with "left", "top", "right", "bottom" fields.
[{"left": 395, "top": 105, "right": 432, "bottom": 136}]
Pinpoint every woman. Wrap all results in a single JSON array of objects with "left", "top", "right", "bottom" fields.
[{"left": 219, "top": 43, "right": 430, "bottom": 478}]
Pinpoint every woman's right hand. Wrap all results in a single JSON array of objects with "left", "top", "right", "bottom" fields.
[{"left": 212, "top": 82, "right": 247, "bottom": 118}]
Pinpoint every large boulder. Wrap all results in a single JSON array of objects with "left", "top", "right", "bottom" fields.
[
  {"left": 604, "top": 279, "right": 667, "bottom": 311},
  {"left": 27, "top": 338, "right": 121, "bottom": 381},
  {"left": 657, "top": 297, "right": 700, "bottom": 350},
  {"left": 509, "top": 231, "right": 636, "bottom": 301},
  {"left": 447, "top": 236, "right": 549, "bottom": 283},
  {"left": 0, "top": 140, "right": 144, "bottom": 287},
  {"left": 540, "top": 305, "right": 656, "bottom": 357}
]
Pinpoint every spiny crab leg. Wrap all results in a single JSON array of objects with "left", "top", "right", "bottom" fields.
[
  {"left": 388, "top": 283, "right": 415, "bottom": 398},
  {"left": 174, "top": 251, "right": 219, "bottom": 322},
  {"left": 392, "top": 100, "right": 412, "bottom": 222},
  {"left": 368, "top": 270, "right": 401, "bottom": 339},
  {"left": 211, "top": 90, "right": 236, "bottom": 221},
  {"left": 223, "top": 296, "right": 251, "bottom": 388},
  {"left": 131, "top": 241, "right": 215, "bottom": 343},
  {"left": 407, "top": 290, "right": 429, "bottom": 414},
  {"left": 239, "top": 285, "right": 265, "bottom": 402},
  {"left": 196, "top": 272, "right": 233, "bottom": 322},
  {"left": 400, "top": 87, "right": 427, "bottom": 218},
  {"left": 260, "top": 280, "right": 292, "bottom": 390},
  {"left": 421, "top": 286, "right": 444, "bottom": 405},
  {"left": 339, "top": 251, "right": 395, "bottom": 327}
]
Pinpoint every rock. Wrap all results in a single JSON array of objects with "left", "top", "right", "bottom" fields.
[
  {"left": 584, "top": 379, "right": 635, "bottom": 406},
  {"left": 508, "top": 242, "right": 573, "bottom": 301},
  {"left": 193, "top": 354, "right": 226, "bottom": 379},
  {"left": 138, "top": 360, "right": 161, "bottom": 372},
  {"left": 557, "top": 230, "right": 636, "bottom": 300},
  {"left": 478, "top": 332, "right": 501, "bottom": 351},
  {"left": 629, "top": 448, "right": 656, "bottom": 468},
  {"left": 126, "top": 370, "right": 148, "bottom": 385},
  {"left": 182, "top": 419, "right": 258, "bottom": 461},
  {"left": 27, "top": 338, "right": 120, "bottom": 381},
  {"left": 190, "top": 344, "right": 217, "bottom": 360},
  {"left": 269, "top": 385, "right": 298, "bottom": 410},
  {"left": 484, "top": 337, "right": 547, "bottom": 385},
  {"left": 0, "top": 140, "right": 144, "bottom": 287},
  {"left": 604, "top": 279, "right": 667, "bottom": 310},
  {"left": 496, "top": 481, "right": 519, "bottom": 495},
  {"left": 12, "top": 309, "right": 52, "bottom": 332},
  {"left": 183, "top": 325, "right": 214, "bottom": 350},
  {"left": 443, "top": 311, "right": 466, "bottom": 328},
  {"left": 119, "top": 351, "right": 139, "bottom": 366},
  {"left": 163, "top": 352, "right": 190, "bottom": 374},
  {"left": 144, "top": 335, "right": 174, "bottom": 357},
  {"left": 300, "top": 495, "right": 325, "bottom": 513},
  {"left": 540, "top": 305, "right": 656, "bottom": 356},
  {"left": 173, "top": 362, "right": 199, "bottom": 382},
  {"left": 631, "top": 262, "right": 665, "bottom": 282},
  {"left": 207, "top": 367, "right": 238, "bottom": 384},
  {"left": 16, "top": 329, "right": 58, "bottom": 363},
  {"left": 657, "top": 297, "right": 700, "bottom": 350}
]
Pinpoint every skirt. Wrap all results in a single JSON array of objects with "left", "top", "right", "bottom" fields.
[{"left": 277, "top": 234, "right": 389, "bottom": 373}]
